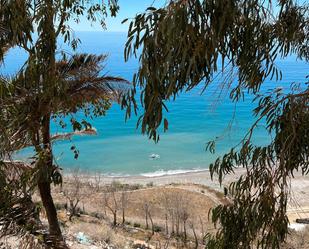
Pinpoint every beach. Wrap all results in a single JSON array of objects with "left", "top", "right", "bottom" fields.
[{"left": 70, "top": 167, "right": 309, "bottom": 225}]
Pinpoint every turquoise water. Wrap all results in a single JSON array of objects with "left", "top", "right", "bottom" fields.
[{"left": 2, "top": 32, "right": 308, "bottom": 176}]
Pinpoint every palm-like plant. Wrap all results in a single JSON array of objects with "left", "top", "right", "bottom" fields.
[
  {"left": 0, "top": 0, "right": 123, "bottom": 246},
  {"left": 0, "top": 53, "right": 129, "bottom": 246}
]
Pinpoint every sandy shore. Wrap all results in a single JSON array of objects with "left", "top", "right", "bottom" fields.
[
  {"left": 89, "top": 169, "right": 245, "bottom": 190},
  {"left": 77, "top": 168, "right": 309, "bottom": 224}
]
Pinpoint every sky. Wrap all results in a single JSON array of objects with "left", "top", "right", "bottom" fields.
[
  {"left": 71, "top": 0, "right": 308, "bottom": 32},
  {"left": 71, "top": 0, "right": 166, "bottom": 32}
]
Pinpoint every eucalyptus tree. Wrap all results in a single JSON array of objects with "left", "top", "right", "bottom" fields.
[
  {"left": 0, "top": 0, "right": 127, "bottom": 247},
  {"left": 0, "top": 0, "right": 33, "bottom": 61},
  {"left": 122, "top": 0, "right": 309, "bottom": 248}
]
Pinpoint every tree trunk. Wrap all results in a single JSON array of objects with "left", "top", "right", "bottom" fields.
[
  {"left": 68, "top": 199, "right": 79, "bottom": 221},
  {"left": 122, "top": 208, "right": 125, "bottom": 224},
  {"left": 191, "top": 224, "right": 198, "bottom": 249},
  {"left": 183, "top": 220, "right": 187, "bottom": 242},
  {"left": 165, "top": 213, "right": 169, "bottom": 235},
  {"left": 171, "top": 213, "right": 175, "bottom": 234},
  {"left": 176, "top": 216, "right": 179, "bottom": 236},
  {"left": 39, "top": 115, "right": 65, "bottom": 246},
  {"left": 33, "top": 0, "right": 64, "bottom": 244},
  {"left": 113, "top": 211, "right": 117, "bottom": 226},
  {"left": 38, "top": 182, "right": 63, "bottom": 238},
  {"left": 148, "top": 211, "right": 154, "bottom": 235},
  {"left": 145, "top": 204, "right": 149, "bottom": 229}
]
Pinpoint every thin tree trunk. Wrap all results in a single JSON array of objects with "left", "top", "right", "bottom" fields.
[
  {"left": 145, "top": 204, "right": 149, "bottom": 229},
  {"left": 171, "top": 212, "right": 175, "bottom": 234},
  {"left": 69, "top": 199, "right": 79, "bottom": 221},
  {"left": 165, "top": 213, "right": 169, "bottom": 235},
  {"left": 183, "top": 220, "right": 187, "bottom": 242},
  {"left": 148, "top": 211, "right": 154, "bottom": 235},
  {"left": 39, "top": 115, "right": 65, "bottom": 246},
  {"left": 191, "top": 224, "right": 198, "bottom": 249},
  {"left": 122, "top": 208, "right": 125, "bottom": 224},
  {"left": 113, "top": 211, "right": 117, "bottom": 226},
  {"left": 199, "top": 215, "right": 206, "bottom": 244},
  {"left": 176, "top": 216, "right": 179, "bottom": 236}
]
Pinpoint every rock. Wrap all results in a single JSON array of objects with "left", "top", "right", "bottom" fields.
[
  {"left": 76, "top": 232, "right": 92, "bottom": 245},
  {"left": 296, "top": 218, "right": 309, "bottom": 224}
]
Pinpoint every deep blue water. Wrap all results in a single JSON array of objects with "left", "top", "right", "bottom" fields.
[{"left": 1, "top": 32, "right": 308, "bottom": 176}]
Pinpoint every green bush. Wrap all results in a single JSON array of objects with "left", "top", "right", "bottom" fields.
[
  {"left": 146, "top": 182, "right": 154, "bottom": 187},
  {"left": 153, "top": 225, "right": 162, "bottom": 232},
  {"left": 133, "top": 222, "right": 141, "bottom": 228}
]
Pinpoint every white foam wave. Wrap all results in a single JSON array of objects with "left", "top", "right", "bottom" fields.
[
  {"left": 289, "top": 223, "right": 307, "bottom": 231},
  {"left": 102, "top": 173, "right": 132, "bottom": 178},
  {"left": 140, "top": 168, "right": 207, "bottom": 177}
]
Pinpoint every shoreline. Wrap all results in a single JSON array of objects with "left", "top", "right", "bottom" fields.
[
  {"left": 64, "top": 167, "right": 309, "bottom": 225},
  {"left": 64, "top": 167, "right": 246, "bottom": 191}
]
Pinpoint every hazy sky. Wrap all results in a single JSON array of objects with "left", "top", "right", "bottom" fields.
[
  {"left": 71, "top": 0, "right": 166, "bottom": 32},
  {"left": 71, "top": 0, "right": 308, "bottom": 32}
]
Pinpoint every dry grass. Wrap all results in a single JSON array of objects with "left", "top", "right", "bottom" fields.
[
  {"left": 282, "top": 227, "right": 309, "bottom": 249},
  {"left": 52, "top": 183, "right": 218, "bottom": 231},
  {"left": 9, "top": 177, "right": 309, "bottom": 248},
  {"left": 48, "top": 179, "right": 221, "bottom": 248},
  {"left": 66, "top": 219, "right": 128, "bottom": 248}
]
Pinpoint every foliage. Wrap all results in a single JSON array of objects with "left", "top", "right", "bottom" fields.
[
  {"left": 1, "top": 53, "right": 127, "bottom": 153},
  {"left": 0, "top": 161, "right": 40, "bottom": 238},
  {"left": 0, "top": 0, "right": 33, "bottom": 61},
  {"left": 0, "top": 0, "right": 127, "bottom": 246},
  {"left": 123, "top": 0, "right": 309, "bottom": 248},
  {"left": 122, "top": 0, "right": 308, "bottom": 141},
  {"left": 206, "top": 84, "right": 309, "bottom": 248}
]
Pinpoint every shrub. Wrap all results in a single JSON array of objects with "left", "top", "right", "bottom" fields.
[
  {"left": 133, "top": 222, "right": 141, "bottom": 228},
  {"left": 129, "top": 184, "right": 143, "bottom": 190},
  {"left": 54, "top": 202, "right": 66, "bottom": 210},
  {"left": 153, "top": 225, "right": 162, "bottom": 232},
  {"left": 146, "top": 182, "right": 154, "bottom": 188},
  {"left": 90, "top": 212, "right": 104, "bottom": 219}
]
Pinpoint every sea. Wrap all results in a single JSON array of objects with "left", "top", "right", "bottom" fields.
[{"left": 1, "top": 32, "right": 308, "bottom": 177}]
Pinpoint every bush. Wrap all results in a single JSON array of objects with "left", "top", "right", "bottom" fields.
[
  {"left": 79, "top": 208, "right": 88, "bottom": 215},
  {"left": 54, "top": 202, "right": 66, "bottom": 210},
  {"left": 153, "top": 225, "right": 162, "bottom": 232},
  {"left": 146, "top": 182, "right": 154, "bottom": 187},
  {"left": 110, "top": 180, "right": 124, "bottom": 190},
  {"left": 129, "top": 184, "right": 143, "bottom": 190},
  {"left": 110, "top": 181, "right": 142, "bottom": 191},
  {"left": 90, "top": 212, "right": 104, "bottom": 219},
  {"left": 133, "top": 222, "right": 141, "bottom": 228}
]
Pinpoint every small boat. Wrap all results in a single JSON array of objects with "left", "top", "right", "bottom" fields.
[{"left": 149, "top": 153, "right": 160, "bottom": 160}]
